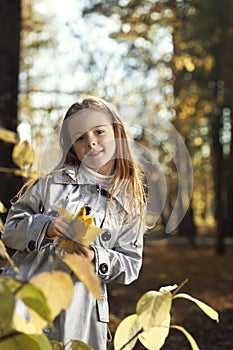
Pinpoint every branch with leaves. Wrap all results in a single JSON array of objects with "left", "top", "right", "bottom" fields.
[{"left": 114, "top": 281, "right": 219, "bottom": 350}]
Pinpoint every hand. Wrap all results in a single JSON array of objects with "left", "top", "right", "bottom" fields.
[
  {"left": 74, "top": 241, "right": 95, "bottom": 262},
  {"left": 46, "top": 216, "right": 73, "bottom": 239}
]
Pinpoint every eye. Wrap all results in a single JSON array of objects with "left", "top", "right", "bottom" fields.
[
  {"left": 96, "top": 129, "right": 105, "bottom": 135},
  {"left": 76, "top": 135, "right": 84, "bottom": 142}
]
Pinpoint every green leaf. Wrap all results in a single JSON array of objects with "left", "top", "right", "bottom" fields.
[
  {"left": 50, "top": 340, "right": 63, "bottom": 350},
  {"left": 0, "top": 333, "right": 42, "bottom": 350},
  {"left": 16, "top": 283, "right": 51, "bottom": 323},
  {"left": 173, "top": 293, "right": 219, "bottom": 322},
  {"left": 136, "top": 290, "right": 172, "bottom": 331},
  {"left": 114, "top": 314, "right": 141, "bottom": 350},
  {"left": 0, "top": 276, "right": 24, "bottom": 293},
  {"left": 0, "top": 281, "right": 15, "bottom": 331},
  {"left": 170, "top": 325, "right": 200, "bottom": 350},
  {"left": 34, "top": 333, "right": 53, "bottom": 350},
  {"left": 71, "top": 339, "right": 94, "bottom": 349},
  {"left": 138, "top": 314, "right": 171, "bottom": 350}
]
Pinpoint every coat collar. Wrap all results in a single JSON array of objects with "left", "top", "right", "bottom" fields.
[{"left": 51, "top": 166, "right": 132, "bottom": 212}]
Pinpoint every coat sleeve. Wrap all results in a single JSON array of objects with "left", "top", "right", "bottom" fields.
[
  {"left": 92, "top": 213, "right": 145, "bottom": 285},
  {"left": 2, "top": 179, "right": 52, "bottom": 252}
]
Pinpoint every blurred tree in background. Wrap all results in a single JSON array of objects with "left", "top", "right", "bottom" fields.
[
  {"left": 0, "top": 0, "right": 22, "bottom": 218},
  {"left": 0, "top": 0, "right": 233, "bottom": 253}
]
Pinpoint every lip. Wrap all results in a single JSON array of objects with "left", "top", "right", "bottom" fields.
[{"left": 87, "top": 149, "right": 103, "bottom": 157}]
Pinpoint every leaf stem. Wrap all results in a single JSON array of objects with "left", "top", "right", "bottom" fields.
[
  {"left": 172, "top": 278, "right": 189, "bottom": 296},
  {"left": 119, "top": 328, "right": 143, "bottom": 350}
]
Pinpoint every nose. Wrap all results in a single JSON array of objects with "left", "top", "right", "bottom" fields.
[{"left": 87, "top": 134, "right": 97, "bottom": 148}]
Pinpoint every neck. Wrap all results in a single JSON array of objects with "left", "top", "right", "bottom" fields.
[{"left": 95, "top": 159, "right": 116, "bottom": 176}]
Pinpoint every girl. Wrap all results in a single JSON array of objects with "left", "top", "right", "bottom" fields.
[{"left": 2, "top": 96, "right": 147, "bottom": 350}]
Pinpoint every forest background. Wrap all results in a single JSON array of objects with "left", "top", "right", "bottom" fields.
[{"left": 0, "top": 1, "right": 233, "bottom": 350}]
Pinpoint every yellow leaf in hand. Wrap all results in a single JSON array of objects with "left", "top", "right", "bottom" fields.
[
  {"left": 62, "top": 254, "right": 102, "bottom": 300},
  {"left": 54, "top": 205, "right": 105, "bottom": 246},
  {"left": 54, "top": 206, "right": 73, "bottom": 220},
  {"left": 71, "top": 216, "right": 105, "bottom": 246},
  {"left": 77, "top": 206, "right": 94, "bottom": 225},
  {"left": 58, "top": 238, "right": 75, "bottom": 253}
]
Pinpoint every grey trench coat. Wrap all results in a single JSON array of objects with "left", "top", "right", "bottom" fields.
[{"left": 2, "top": 166, "right": 144, "bottom": 350}]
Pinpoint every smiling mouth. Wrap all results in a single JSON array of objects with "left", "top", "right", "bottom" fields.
[{"left": 87, "top": 149, "right": 103, "bottom": 157}]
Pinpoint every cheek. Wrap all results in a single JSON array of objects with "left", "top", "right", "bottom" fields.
[
  {"left": 104, "top": 139, "right": 116, "bottom": 154},
  {"left": 72, "top": 144, "right": 84, "bottom": 160}
]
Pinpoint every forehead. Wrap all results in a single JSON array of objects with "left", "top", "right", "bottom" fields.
[{"left": 67, "top": 109, "right": 112, "bottom": 136}]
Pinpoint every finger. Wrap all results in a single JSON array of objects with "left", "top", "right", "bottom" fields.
[{"left": 53, "top": 219, "right": 71, "bottom": 235}]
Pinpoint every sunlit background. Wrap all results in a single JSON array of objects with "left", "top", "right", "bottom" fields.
[{"left": 3, "top": 0, "right": 233, "bottom": 245}]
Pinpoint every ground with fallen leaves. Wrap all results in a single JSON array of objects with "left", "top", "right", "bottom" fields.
[{"left": 108, "top": 236, "right": 233, "bottom": 350}]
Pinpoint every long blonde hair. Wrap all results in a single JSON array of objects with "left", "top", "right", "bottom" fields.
[{"left": 59, "top": 96, "right": 146, "bottom": 218}]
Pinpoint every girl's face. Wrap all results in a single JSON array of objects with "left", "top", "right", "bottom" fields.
[{"left": 67, "top": 109, "right": 116, "bottom": 175}]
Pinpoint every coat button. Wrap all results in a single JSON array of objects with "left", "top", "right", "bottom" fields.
[
  {"left": 28, "top": 240, "right": 36, "bottom": 251},
  {"left": 101, "top": 232, "right": 111, "bottom": 241},
  {"left": 99, "top": 263, "right": 108, "bottom": 274},
  {"left": 48, "top": 210, "right": 59, "bottom": 217}
]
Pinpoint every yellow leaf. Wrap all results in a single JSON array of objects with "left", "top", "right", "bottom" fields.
[
  {"left": 170, "top": 325, "right": 200, "bottom": 350},
  {"left": 0, "top": 218, "right": 4, "bottom": 232},
  {"left": 173, "top": 293, "right": 219, "bottom": 323},
  {"left": 138, "top": 314, "right": 170, "bottom": 350},
  {"left": 159, "top": 284, "right": 178, "bottom": 293},
  {"left": 70, "top": 216, "right": 105, "bottom": 246},
  {"left": 0, "top": 127, "right": 18, "bottom": 144},
  {"left": 12, "top": 141, "right": 34, "bottom": 168},
  {"left": 136, "top": 290, "right": 172, "bottom": 331},
  {"left": 30, "top": 271, "right": 73, "bottom": 320},
  {"left": 114, "top": 314, "right": 141, "bottom": 350},
  {"left": 0, "top": 201, "right": 7, "bottom": 213},
  {"left": 54, "top": 206, "right": 73, "bottom": 220},
  {"left": 0, "top": 240, "right": 19, "bottom": 272},
  {"left": 12, "top": 311, "right": 46, "bottom": 335},
  {"left": 58, "top": 238, "right": 75, "bottom": 253},
  {"left": 62, "top": 254, "right": 101, "bottom": 301},
  {"left": 77, "top": 206, "right": 94, "bottom": 225},
  {"left": 55, "top": 206, "right": 105, "bottom": 246}
]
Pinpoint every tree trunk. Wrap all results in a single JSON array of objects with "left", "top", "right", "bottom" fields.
[{"left": 0, "top": 0, "right": 22, "bottom": 219}]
